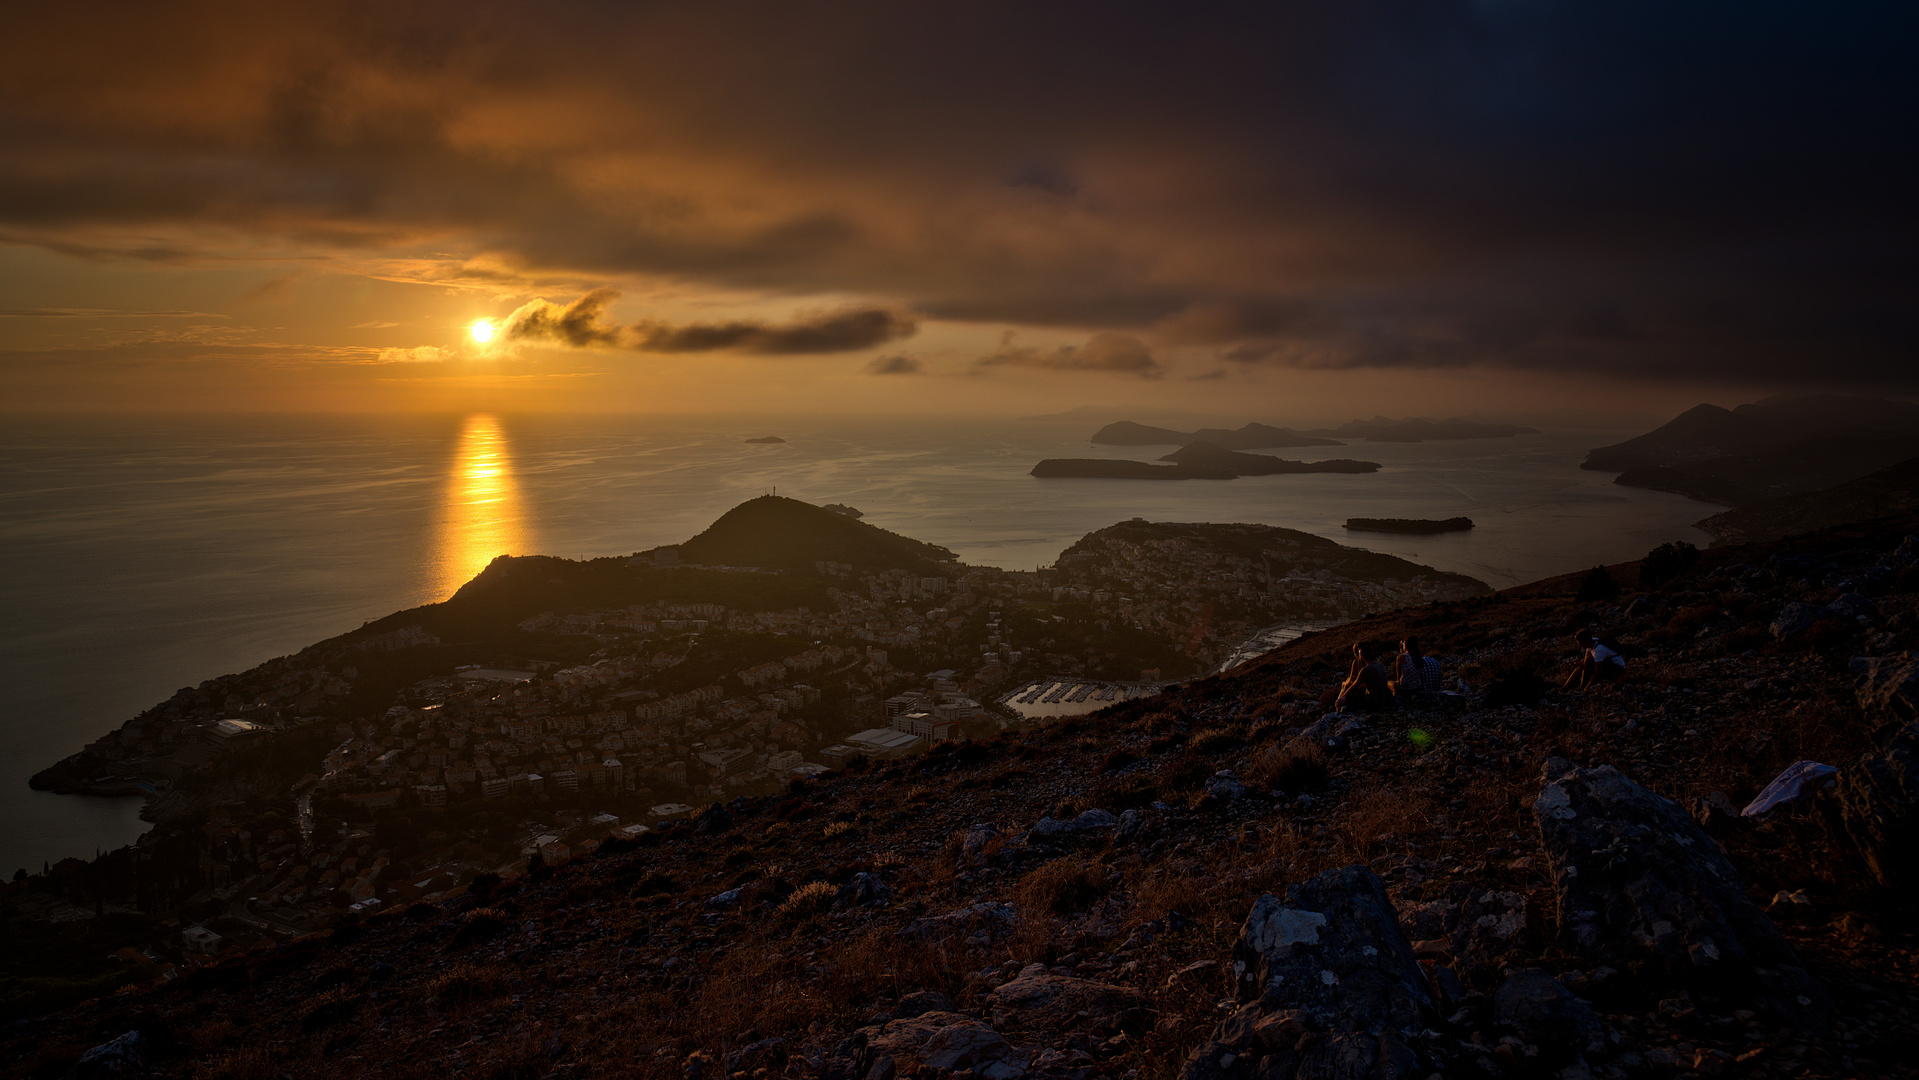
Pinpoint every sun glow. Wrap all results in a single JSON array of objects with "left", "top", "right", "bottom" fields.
[
  {"left": 470, "top": 319, "right": 495, "bottom": 344},
  {"left": 435, "top": 414, "right": 525, "bottom": 599}
]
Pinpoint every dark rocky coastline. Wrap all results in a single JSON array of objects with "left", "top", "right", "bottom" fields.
[{"left": 1344, "top": 517, "right": 1474, "bottom": 535}]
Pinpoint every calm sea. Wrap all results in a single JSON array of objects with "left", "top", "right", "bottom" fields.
[{"left": 0, "top": 413, "right": 1714, "bottom": 873}]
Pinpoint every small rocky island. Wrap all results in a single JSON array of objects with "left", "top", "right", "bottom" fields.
[
  {"left": 1344, "top": 516, "right": 1475, "bottom": 534},
  {"left": 744, "top": 435, "right": 786, "bottom": 444}
]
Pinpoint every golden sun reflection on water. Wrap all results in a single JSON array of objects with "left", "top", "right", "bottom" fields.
[{"left": 437, "top": 414, "right": 526, "bottom": 598}]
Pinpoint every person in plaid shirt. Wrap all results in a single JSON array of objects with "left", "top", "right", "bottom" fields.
[{"left": 1393, "top": 636, "right": 1442, "bottom": 698}]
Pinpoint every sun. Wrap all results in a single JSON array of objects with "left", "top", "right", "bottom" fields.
[{"left": 470, "top": 319, "right": 495, "bottom": 344}]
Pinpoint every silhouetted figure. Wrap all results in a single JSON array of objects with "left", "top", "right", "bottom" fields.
[
  {"left": 1336, "top": 640, "right": 1395, "bottom": 712},
  {"left": 1561, "top": 628, "right": 1625, "bottom": 691},
  {"left": 1392, "top": 635, "right": 1442, "bottom": 699}
]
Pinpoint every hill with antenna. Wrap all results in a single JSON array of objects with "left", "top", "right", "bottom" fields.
[{"left": 672, "top": 495, "right": 957, "bottom": 574}]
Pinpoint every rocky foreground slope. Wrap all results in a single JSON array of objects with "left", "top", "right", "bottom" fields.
[{"left": 11, "top": 518, "right": 1919, "bottom": 1080}]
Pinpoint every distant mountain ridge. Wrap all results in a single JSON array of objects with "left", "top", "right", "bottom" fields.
[
  {"left": 1089, "top": 420, "right": 1342, "bottom": 448},
  {"left": 1299, "top": 416, "right": 1539, "bottom": 442},
  {"left": 1089, "top": 416, "right": 1536, "bottom": 447}
]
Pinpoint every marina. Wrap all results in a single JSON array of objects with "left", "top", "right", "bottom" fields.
[{"left": 997, "top": 677, "right": 1168, "bottom": 719}]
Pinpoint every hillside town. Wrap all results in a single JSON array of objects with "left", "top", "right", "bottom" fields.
[{"left": 5, "top": 507, "right": 1488, "bottom": 994}]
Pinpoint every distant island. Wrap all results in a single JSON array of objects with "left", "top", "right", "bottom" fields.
[
  {"left": 1090, "top": 420, "right": 1343, "bottom": 448},
  {"left": 1345, "top": 516, "right": 1474, "bottom": 534},
  {"left": 1583, "top": 395, "right": 1919, "bottom": 506},
  {"left": 744, "top": 435, "right": 786, "bottom": 444},
  {"left": 1157, "top": 441, "right": 1381, "bottom": 475},
  {"left": 1033, "top": 444, "right": 1379, "bottom": 479},
  {"left": 1300, "top": 416, "right": 1539, "bottom": 442},
  {"left": 1089, "top": 416, "right": 1538, "bottom": 447}
]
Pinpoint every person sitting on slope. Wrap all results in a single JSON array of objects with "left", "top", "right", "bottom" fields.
[
  {"left": 1560, "top": 628, "right": 1626, "bottom": 691},
  {"left": 1335, "top": 640, "right": 1396, "bottom": 712},
  {"left": 1392, "top": 635, "right": 1443, "bottom": 700}
]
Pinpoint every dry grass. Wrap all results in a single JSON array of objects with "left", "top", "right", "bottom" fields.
[
  {"left": 427, "top": 963, "right": 510, "bottom": 1008},
  {"left": 1333, "top": 786, "right": 1435, "bottom": 862},
  {"left": 195, "top": 1046, "right": 278, "bottom": 1080},
  {"left": 1246, "top": 738, "right": 1329, "bottom": 794},
  {"left": 774, "top": 880, "right": 836, "bottom": 920},
  {"left": 1017, "top": 857, "right": 1108, "bottom": 915}
]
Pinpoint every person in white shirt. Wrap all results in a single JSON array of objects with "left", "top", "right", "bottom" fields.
[{"left": 1561, "top": 629, "right": 1625, "bottom": 691}]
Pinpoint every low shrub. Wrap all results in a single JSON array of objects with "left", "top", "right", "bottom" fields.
[
  {"left": 446, "top": 906, "right": 513, "bottom": 949},
  {"left": 1640, "top": 541, "right": 1701, "bottom": 589},
  {"left": 299, "top": 987, "right": 359, "bottom": 1032},
  {"left": 775, "top": 881, "right": 837, "bottom": 920},
  {"left": 427, "top": 964, "right": 508, "bottom": 1008},
  {"left": 1018, "top": 858, "right": 1108, "bottom": 915},
  {"left": 1248, "top": 740, "right": 1330, "bottom": 794},
  {"left": 1189, "top": 727, "right": 1245, "bottom": 755}
]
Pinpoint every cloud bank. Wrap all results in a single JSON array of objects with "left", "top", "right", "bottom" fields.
[
  {"left": 632, "top": 307, "right": 917, "bottom": 355},
  {"left": 979, "top": 333, "right": 1162, "bottom": 378},
  {"left": 0, "top": 1, "right": 1913, "bottom": 385}
]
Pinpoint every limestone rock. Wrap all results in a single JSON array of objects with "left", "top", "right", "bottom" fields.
[
  {"left": 64, "top": 1031, "right": 145, "bottom": 1079},
  {"left": 1027, "top": 809, "right": 1118, "bottom": 842},
  {"left": 834, "top": 872, "right": 892, "bottom": 910},
  {"left": 1188, "top": 865, "right": 1432, "bottom": 1080},
  {"left": 1837, "top": 718, "right": 1919, "bottom": 889},
  {"left": 893, "top": 990, "right": 957, "bottom": 1019},
  {"left": 989, "top": 966, "right": 1150, "bottom": 1037},
  {"left": 901, "top": 902, "right": 1016, "bottom": 944},
  {"left": 1830, "top": 592, "right": 1878, "bottom": 622},
  {"left": 1492, "top": 969, "right": 1603, "bottom": 1064},
  {"left": 858, "top": 1012, "right": 1025, "bottom": 1080},
  {"left": 1204, "top": 771, "right": 1251, "bottom": 804},
  {"left": 1770, "top": 602, "right": 1836, "bottom": 641},
  {"left": 1533, "top": 764, "right": 1829, "bottom": 1028},
  {"left": 962, "top": 822, "right": 1003, "bottom": 866}
]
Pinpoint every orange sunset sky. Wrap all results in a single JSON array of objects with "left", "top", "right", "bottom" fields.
[{"left": 1, "top": 2, "right": 1912, "bottom": 418}]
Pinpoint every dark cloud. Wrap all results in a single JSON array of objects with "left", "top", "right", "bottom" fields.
[
  {"left": 632, "top": 307, "right": 917, "bottom": 355},
  {"left": 505, "top": 289, "right": 624, "bottom": 347},
  {"left": 978, "top": 333, "right": 1162, "bottom": 378},
  {"left": 0, "top": 1, "right": 1914, "bottom": 385},
  {"left": 865, "top": 354, "right": 921, "bottom": 375}
]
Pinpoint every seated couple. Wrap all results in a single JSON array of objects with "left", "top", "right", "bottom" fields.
[{"left": 1335, "top": 637, "right": 1441, "bottom": 713}]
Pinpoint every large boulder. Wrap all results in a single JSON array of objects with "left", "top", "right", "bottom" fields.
[
  {"left": 1183, "top": 865, "right": 1433, "bottom": 1080},
  {"left": 856, "top": 1012, "right": 1027, "bottom": 1080},
  {"left": 1533, "top": 763, "right": 1829, "bottom": 1028}
]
